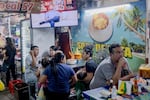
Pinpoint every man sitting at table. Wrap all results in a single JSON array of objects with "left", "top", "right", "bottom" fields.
[
  {"left": 76, "top": 45, "right": 97, "bottom": 89},
  {"left": 90, "top": 43, "right": 134, "bottom": 89}
]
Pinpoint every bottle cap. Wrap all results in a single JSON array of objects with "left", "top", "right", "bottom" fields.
[
  {"left": 113, "top": 85, "right": 116, "bottom": 88},
  {"left": 110, "top": 79, "right": 113, "bottom": 83}
]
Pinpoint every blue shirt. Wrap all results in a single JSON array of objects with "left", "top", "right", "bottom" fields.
[{"left": 43, "top": 63, "right": 75, "bottom": 93}]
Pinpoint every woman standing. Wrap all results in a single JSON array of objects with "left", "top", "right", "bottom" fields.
[
  {"left": 3, "top": 37, "right": 16, "bottom": 86},
  {"left": 39, "top": 52, "right": 77, "bottom": 100}
]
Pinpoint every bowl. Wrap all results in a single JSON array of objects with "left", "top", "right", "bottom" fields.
[
  {"left": 66, "top": 59, "right": 77, "bottom": 65},
  {"left": 74, "top": 53, "right": 82, "bottom": 59}
]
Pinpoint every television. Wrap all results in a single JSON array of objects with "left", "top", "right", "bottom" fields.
[{"left": 31, "top": 10, "right": 78, "bottom": 28}]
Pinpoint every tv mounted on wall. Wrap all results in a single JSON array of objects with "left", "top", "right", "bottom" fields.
[
  {"left": 31, "top": 10, "right": 78, "bottom": 28},
  {"left": 31, "top": 0, "right": 78, "bottom": 28}
]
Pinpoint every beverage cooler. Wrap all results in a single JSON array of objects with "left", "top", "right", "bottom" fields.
[{"left": 20, "top": 19, "right": 32, "bottom": 77}]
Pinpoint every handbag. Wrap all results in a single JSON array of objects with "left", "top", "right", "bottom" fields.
[{"left": 37, "top": 85, "right": 46, "bottom": 100}]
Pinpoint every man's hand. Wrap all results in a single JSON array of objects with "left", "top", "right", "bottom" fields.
[
  {"left": 30, "top": 50, "right": 34, "bottom": 57},
  {"left": 118, "top": 58, "right": 127, "bottom": 68}
]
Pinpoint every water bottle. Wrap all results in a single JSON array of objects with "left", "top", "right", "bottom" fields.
[{"left": 111, "top": 85, "right": 117, "bottom": 100}]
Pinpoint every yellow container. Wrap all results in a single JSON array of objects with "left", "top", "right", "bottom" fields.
[{"left": 74, "top": 53, "right": 82, "bottom": 59}]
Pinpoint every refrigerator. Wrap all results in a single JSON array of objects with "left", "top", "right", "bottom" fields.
[{"left": 20, "top": 19, "right": 32, "bottom": 77}]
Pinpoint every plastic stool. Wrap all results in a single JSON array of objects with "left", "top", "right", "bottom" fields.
[{"left": 9, "top": 79, "right": 22, "bottom": 95}]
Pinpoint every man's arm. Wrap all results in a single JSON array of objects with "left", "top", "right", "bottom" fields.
[
  {"left": 76, "top": 66, "right": 94, "bottom": 84},
  {"left": 120, "top": 72, "right": 134, "bottom": 81},
  {"left": 83, "top": 72, "right": 94, "bottom": 84},
  {"left": 112, "top": 58, "right": 126, "bottom": 85},
  {"left": 39, "top": 74, "right": 47, "bottom": 84},
  {"left": 30, "top": 50, "right": 37, "bottom": 67}
]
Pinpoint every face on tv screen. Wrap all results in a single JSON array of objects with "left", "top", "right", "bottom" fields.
[{"left": 31, "top": 10, "right": 78, "bottom": 28}]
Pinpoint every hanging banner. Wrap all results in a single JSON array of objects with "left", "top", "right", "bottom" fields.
[
  {"left": 0, "top": 0, "right": 76, "bottom": 13},
  {"left": 0, "top": 1, "right": 35, "bottom": 13}
]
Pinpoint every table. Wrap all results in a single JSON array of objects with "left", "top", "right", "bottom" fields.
[
  {"left": 83, "top": 87, "right": 108, "bottom": 100},
  {"left": 83, "top": 87, "right": 150, "bottom": 100},
  {"left": 67, "top": 60, "right": 85, "bottom": 72}
]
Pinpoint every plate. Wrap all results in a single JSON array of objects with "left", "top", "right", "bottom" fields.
[
  {"left": 88, "top": 14, "right": 113, "bottom": 42},
  {"left": 66, "top": 59, "right": 77, "bottom": 65},
  {"left": 99, "top": 89, "right": 111, "bottom": 98}
]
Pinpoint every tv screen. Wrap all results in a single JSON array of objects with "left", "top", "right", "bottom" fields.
[{"left": 31, "top": 10, "right": 78, "bottom": 28}]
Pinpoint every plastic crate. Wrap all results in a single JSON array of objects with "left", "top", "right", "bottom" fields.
[
  {"left": 8, "top": 79, "right": 22, "bottom": 95},
  {"left": 14, "top": 82, "right": 30, "bottom": 100}
]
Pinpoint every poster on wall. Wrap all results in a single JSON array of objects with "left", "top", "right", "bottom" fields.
[{"left": 71, "top": 0, "right": 146, "bottom": 73}]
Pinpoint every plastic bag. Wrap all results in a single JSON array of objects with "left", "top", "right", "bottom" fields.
[
  {"left": 37, "top": 85, "right": 46, "bottom": 100},
  {"left": 0, "top": 80, "right": 5, "bottom": 91}
]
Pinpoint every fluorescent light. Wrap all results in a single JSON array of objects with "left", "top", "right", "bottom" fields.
[
  {"left": 85, "top": 4, "right": 132, "bottom": 14},
  {"left": 103, "top": 0, "right": 139, "bottom": 7}
]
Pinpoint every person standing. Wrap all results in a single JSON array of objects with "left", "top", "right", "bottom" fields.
[
  {"left": 90, "top": 43, "right": 134, "bottom": 89},
  {"left": 25, "top": 45, "right": 39, "bottom": 99},
  {"left": 3, "top": 37, "right": 16, "bottom": 86}
]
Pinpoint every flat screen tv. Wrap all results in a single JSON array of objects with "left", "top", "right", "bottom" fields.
[
  {"left": 31, "top": 10, "right": 78, "bottom": 28},
  {"left": 31, "top": 0, "right": 77, "bottom": 28}
]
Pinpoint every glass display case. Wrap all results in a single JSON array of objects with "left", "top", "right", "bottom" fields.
[{"left": 20, "top": 19, "right": 31, "bottom": 75}]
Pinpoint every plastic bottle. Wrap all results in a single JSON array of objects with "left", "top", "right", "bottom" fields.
[
  {"left": 110, "top": 80, "right": 113, "bottom": 88},
  {"left": 111, "top": 85, "right": 117, "bottom": 100},
  {"left": 138, "top": 83, "right": 142, "bottom": 93},
  {"left": 132, "top": 76, "right": 138, "bottom": 94}
]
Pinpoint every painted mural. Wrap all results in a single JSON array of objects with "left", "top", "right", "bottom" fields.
[{"left": 71, "top": 0, "right": 146, "bottom": 73}]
